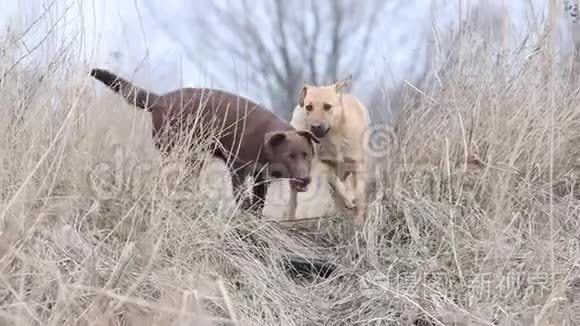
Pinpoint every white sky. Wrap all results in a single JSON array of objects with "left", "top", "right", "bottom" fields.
[{"left": 0, "top": 0, "right": 576, "bottom": 110}]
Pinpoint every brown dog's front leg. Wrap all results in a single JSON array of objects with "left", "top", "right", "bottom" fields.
[
  {"left": 251, "top": 174, "right": 269, "bottom": 215},
  {"left": 287, "top": 187, "right": 298, "bottom": 220},
  {"left": 230, "top": 167, "right": 250, "bottom": 210}
]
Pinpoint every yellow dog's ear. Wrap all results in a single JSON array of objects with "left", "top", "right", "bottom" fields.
[
  {"left": 298, "top": 85, "right": 311, "bottom": 107},
  {"left": 334, "top": 75, "right": 352, "bottom": 94}
]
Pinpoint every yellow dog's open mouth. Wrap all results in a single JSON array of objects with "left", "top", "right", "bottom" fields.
[{"left": 311, "top": 127, "right": 330, "bottom": 139}]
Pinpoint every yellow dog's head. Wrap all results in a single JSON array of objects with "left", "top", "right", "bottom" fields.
[{"left": 297, "top": 76, "right": 352, "bottom": 138}]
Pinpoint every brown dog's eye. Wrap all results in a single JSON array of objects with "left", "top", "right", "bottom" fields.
[
  {"left": 323, "top": 103, "right": 332, "bottom": 111},
  {"left": 289, "top": 153, "right": 297, "bottom": 160},
  {"left": 305, "top": 104, "right": 313, "bottom": 111},
  {"left": 302, "top": 152, "right": 308, "bottom": 158}
]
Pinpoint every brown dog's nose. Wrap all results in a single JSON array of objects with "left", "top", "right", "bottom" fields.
[{"left": 297, "top": 176, "right": 311, "bottom": 186}]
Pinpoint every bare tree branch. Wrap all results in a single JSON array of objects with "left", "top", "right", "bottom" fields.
[
  {"left": 308, "top": 0, "right": 322, "bottom": 84},
  {"left": 350, "top": 1, "right": 387, "bottom": 81},
  {"left": 146, "top": 0, "right": 385, "bottom": 119},
  {"left": 273, "top": 2, "right": 295, "bottom": 82},
  {"left": 325, "top": 1, "right": 345, "bottom": 82}
]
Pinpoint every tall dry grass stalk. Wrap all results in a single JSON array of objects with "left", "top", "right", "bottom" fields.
[{"left": 2, "top": 10, "right": 580, "bottom": 325}]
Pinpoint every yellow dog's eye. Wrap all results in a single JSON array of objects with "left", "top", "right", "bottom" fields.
[
  {"left": 305, "top": 104, "right": 313, "bottom": 111},
  {"left": 323, "top": 103, "right": 332, "bottom": 111}
]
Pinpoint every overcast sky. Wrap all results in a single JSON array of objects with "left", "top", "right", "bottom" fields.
[{"left": 0, "top": 0, "right": 575, "bottom": 115}]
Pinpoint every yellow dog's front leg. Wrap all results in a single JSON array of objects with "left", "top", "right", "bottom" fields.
[
  {"left": 327, "top": 168, "right": 356, "bottom": 209},
  {"left": 351, "top": 161, "right": 368, "bottom": 223}
]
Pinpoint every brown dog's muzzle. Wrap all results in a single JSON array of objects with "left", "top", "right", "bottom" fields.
[{"left": 290, "top": 176, "right": 311, "bottom": 192}]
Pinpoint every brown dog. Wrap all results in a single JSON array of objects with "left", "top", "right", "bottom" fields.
[{"left": 89, "top": 68, "right": 319, "bottom": 214}]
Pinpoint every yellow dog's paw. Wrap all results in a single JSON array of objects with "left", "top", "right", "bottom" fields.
[
  {"left": 344, "top": 194, "right": 356, "bottom": 209},
  {"left": 284, "top": 208, "right": 297, "bottom": 220}
]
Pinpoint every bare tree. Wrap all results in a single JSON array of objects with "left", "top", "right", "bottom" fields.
[{"left": 145, "top": 0, "right": 385, "bottom": 120}]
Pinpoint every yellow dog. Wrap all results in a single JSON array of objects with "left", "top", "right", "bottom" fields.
[{"left": 287, "top": 77, "right": 371, "bottom": 223}]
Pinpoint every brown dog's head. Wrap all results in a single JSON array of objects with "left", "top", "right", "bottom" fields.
[
  {"left": 298, "top": 76, "right": 352, "bottom": 138},
  {"left": 264, "top": 130, "right": 320, "bottom": 192}
]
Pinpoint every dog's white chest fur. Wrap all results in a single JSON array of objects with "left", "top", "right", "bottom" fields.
[{"left": 317, "top": 133, "right": 350, "bottom": 162}]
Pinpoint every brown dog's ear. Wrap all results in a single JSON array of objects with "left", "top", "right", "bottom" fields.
[
  {"left": 334, "top": 75, "right": 352, "bottom": 94},
  {"left": 298, "top": 86, "right": 308, "bottom": 107},
  {"left": 297, "top": 130, "right": 320, "bottom": 145},
  {"left": 265, "top": 131, "right": 287, "bottom": 149}
]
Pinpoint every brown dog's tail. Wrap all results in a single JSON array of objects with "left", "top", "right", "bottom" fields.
[{"left": 89, "top": 68, "right": 160, "bottom": 111}]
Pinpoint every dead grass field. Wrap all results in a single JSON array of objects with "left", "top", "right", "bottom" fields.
[{"left": 4, "top": 22, "right": 580, "bottom": 325}]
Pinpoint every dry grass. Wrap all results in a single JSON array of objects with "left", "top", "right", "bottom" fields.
[{"left": 3, "top": 18, "right": 580, "bottom": 326}]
